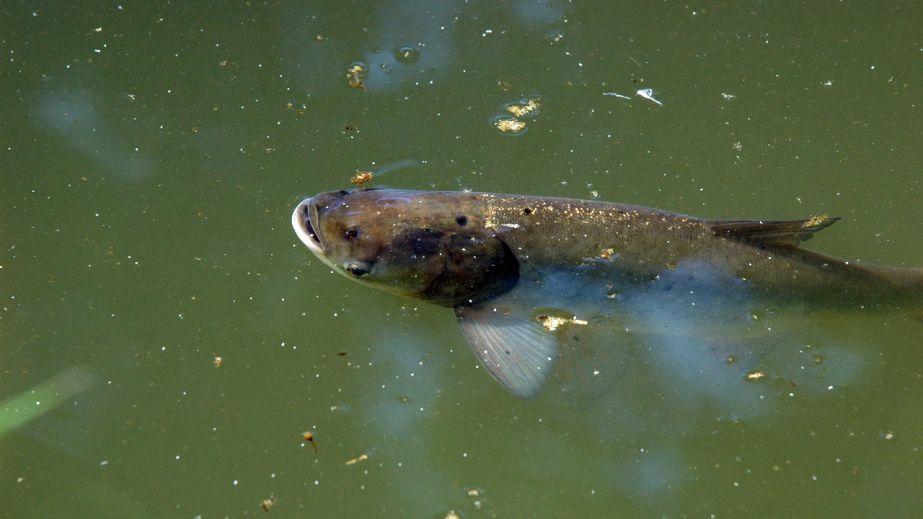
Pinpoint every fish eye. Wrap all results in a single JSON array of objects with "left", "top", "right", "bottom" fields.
[
  {"left": 344, "top": 227, "right": 359, "bottom": 240},
  {"left": 456, "top": 215, "right": 468, "bottom": 226}
]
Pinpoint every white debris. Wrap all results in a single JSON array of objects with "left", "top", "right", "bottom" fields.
[
  {"left": 636, "top": 88, "right": 663, "bottom": 106},
  {"left": 603, "top": 92, "right": 631, "bottom": 100}
]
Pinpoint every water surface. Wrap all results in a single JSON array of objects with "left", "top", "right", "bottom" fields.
[{"left": 1, "top": 1, "right": 922, "bottom": 516}]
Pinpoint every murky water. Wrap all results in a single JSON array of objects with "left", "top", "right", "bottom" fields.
[{"left": 2, "top": 1, "right": 921, "bottom": 516}]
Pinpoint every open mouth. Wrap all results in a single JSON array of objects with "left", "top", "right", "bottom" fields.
[{"left": 292, "top": 198, "right": 324, "bottom": 254}]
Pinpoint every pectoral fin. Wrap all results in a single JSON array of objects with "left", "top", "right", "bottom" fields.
[
  {"left": 454, "top": 304, "right": 556, "bottom": 398},
  {"left": 707, "top": 215, "right": 839, "bottom": 249}
]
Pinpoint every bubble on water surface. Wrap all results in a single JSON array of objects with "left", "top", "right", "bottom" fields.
[{"left": 394, "top": 45, "right": 419, "bottom": 65}]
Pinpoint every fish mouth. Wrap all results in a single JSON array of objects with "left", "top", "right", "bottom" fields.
[{"left": 292, "top": 198, "right": 324, "bottom": 256}]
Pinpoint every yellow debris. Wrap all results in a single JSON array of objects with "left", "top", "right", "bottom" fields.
[
  {"left": 495, "top": 118, "right": 526, "bottom": 133},
  {"left": 505, "top": 98, "right": 540, "bottom": 117},
  {"left": 537, "top": 314, "right": 588, "bottom": 332},
  {"left": 345, "top": 453, "right": 368, "bottom": 465},
  {"left": 746, "top": 370, "right": 766, "bottom": 381},
  {"left": 351, "top": 171, "right": 374, "bottom": 185}
]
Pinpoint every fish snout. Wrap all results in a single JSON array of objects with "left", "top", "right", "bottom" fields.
[{"left": 292, "top": 197, "right": 324, "bottom": 255}]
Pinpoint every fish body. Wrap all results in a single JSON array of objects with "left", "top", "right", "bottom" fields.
[{"left": 292, "top": 189, "right": 922, "bottom": 397}]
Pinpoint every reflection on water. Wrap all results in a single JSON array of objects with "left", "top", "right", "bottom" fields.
[
  {"left": 37, "top": 88, "right": 154, "bottom": 182},
  {"left": 1, "top": 0, "right": 921, "bottom": 516}
]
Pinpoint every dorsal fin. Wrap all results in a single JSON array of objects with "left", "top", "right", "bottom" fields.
[{"left": 706, "top": 215, "right": 840, "bottom": 249}]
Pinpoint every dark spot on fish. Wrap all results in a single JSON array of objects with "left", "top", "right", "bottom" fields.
[
  {"left": 302, "top": 204, "right": 310, "bottom": 216},
  {"left": 346, "top": 265, "right": 369, "bottom": 277},
  {"left": 456, "top": 215, "right": 468, "bottom": 226},
  {"left": 394, "top": 228, "right": 443, "bottom": 256},
  {"left": 523, "top": 207, "right": 532, "bottom": 215},
  {"left": 344, "top": 227, "right": 359, "bottom": 240},
  {"left": 336, "top": 189, "right": 350, "bottom": 196}
]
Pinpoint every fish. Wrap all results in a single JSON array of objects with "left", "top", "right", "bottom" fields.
[{"left": 292, "top": 188, "right": 923, "bottom": 398}]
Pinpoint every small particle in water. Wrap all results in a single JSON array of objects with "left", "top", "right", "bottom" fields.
[
  {"left": 315, "top": 34, "right": 325, "bottom": 42},
  {"left": 351, "top": 171, "right": 374, "bottom": 185},
  {"left": 726, "top": 355, "right": 738, "bottom": 365},
  {"left": 346, "top": 62, "right": 368, "bottom": 90},
  {"left": 746, "top": 370, "right": 766, "bottom": 381},
  {"left": 882, "top": 430, "right": 895, "bottom": 440},
  {"left": 547, "top": 29, "right": 564, "bottom": 43},
  {"left": 603, "top": 92, "right": 631, "bottom": 100},
  {"left": 213, "top": 356, "right": 223, "bottom": 368},
  {"left": 636, "top": 88, "right": 663, "bottom": 106},
  {"left": 494, "top": 117, "right": 527, "bottom": 134},
  {"left": 302, "top": 431, "right": 319, "bottom": 453},
  {"left": 394, "top": 45, "right": 419, "bottom": 65},
  {"left": 345, "top": 453, "right": 368, "bottom": 465},
  {"left": 497, "top": 79, "right": 513, "bottom": 91},
  {"left": 466, "top": 488, "right": 481, "bottom": 497},
  {"left": 721, "top": 92, "right": 736, "bottom": 100},
  {"left": 444, "top": 511, "right": 460, "bottom": 519},
  {"left": 218, "top": 60, "right": 230, "bottom": 69},
  {"left": 260, "top": 495, "right": 276, "bottom": 512},
  {"left": 337, "top": 351, "right": 348, "bottom": 356}
]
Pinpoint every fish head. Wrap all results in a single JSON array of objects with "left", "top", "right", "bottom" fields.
[{"left": 292, "top": 189, "right": 519, "bottom": 306}]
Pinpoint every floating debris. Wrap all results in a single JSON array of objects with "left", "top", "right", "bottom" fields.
[
  {"left": 537, "top": 314, "right": 588, "bottom": 332},
  {"left": 505, "top": 98, "right": 540, "bottom": 118},
  {"left": 345, "top": 453, "right": 368, "bottom": 465},
  {"left": 721, "top": 92, "right": 736, "bottom": 100},
  {"left": 636, "top": 88, "right": 663, "bottom": 106},
  {"left": 494, "top": 117, "right": 527, "bottom": 134},
  {"left": 346, "top": 62, "right": 367, "bottom": 90},
  {"left": 260, "top": 495, "right": 276, "bottom": 512},
  {"left": 302, "top": 431, "right": 318, "bottom": 452},
  {"left": 351, "top": 171, "right": 374, "bottom": 185},
  {"left": 444, "top": 511, "right": 461, "bottom": 519},
  {"left": 603, "top": 92, "right": 631, "bottom": 100},
  {"left": 497, "top": 80, "right": 513, "bottom": 91},
  {"left": 745, "top": 370, "right": 766, "bottom": 381},
  {"left": 466, "top": 489, "right": 481, "bottom": 497},
  {"left": 213, "top": 356, "right": 223, "bottom": 368}
]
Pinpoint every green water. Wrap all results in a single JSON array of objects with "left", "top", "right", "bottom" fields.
[{"left": 2, "top": 1, "right": 921, "bottom": 516}]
